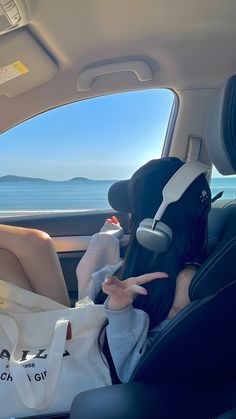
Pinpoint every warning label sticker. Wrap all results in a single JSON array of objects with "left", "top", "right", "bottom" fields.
[{"left": 0, "top": 61, "right": 29, "bottom": 85}]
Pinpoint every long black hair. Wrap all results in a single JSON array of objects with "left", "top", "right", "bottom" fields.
[{"left": 119, "top": 158, "right": 211, "bottom": 329}]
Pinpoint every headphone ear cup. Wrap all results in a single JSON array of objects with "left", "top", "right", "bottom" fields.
[{"left": 136, "top": 219, "right": 173, "bottom": 253}]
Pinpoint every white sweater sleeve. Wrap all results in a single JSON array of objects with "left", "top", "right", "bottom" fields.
[
  {"left": 76, "top": 233, "right": 122, "bottom": 300},
  {"left": 104, "top": 302, "right": 170, "bottom": 383}
]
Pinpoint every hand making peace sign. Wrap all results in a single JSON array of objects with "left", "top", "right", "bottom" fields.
[{"left": 102, "top": 271, "right": 169, "bottom": 310}]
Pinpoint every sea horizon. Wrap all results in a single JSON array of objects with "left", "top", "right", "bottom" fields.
[{"left": 0, "top": 177, "right": 234, "bottom": 217}]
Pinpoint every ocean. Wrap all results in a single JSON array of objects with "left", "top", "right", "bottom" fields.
[
  {"left": 0, "top": 180, "right": 115, "bottom": 216},
  {"left": 0, "top": 177, "right": 235, "bottom": 217},
  {"left": 211, "top": 177, "right": 236, "bottom": 200}
]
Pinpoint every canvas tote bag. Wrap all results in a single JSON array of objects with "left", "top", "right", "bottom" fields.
[{"left": 0, "top": 280, "right": 111, "bottom": 419}]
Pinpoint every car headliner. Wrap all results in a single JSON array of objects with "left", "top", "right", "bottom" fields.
[{"left": 0, "top": 0, "right": 235, "bottom": 132}]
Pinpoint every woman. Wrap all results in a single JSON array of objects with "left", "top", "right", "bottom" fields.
[
  {"left": 0, "top": 158, "right": 211, "bottom": 382},
  {"left": 100, "top": 157, "right": 211, "bottom": 382}
]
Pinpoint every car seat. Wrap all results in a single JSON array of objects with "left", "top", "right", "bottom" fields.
[{"left": 70, "top": 75, "right": 236, "bottom": 419}]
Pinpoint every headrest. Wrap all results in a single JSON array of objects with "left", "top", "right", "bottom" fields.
[
  {"left": 108, "top": 157, "right": 211, "bottom": 231},
  {"left": 205, "top": 74, "right": 236, "bottom": 175}
]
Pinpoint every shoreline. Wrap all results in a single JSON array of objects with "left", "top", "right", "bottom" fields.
[
  {"left": 0, "top": 199, "right": 233, "bottom": 217},
  {"left": 0, "top": 209, "right": 97, "bottom": 217}
]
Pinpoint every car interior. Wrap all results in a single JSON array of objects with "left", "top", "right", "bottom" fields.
[{"left": 0, "top": 0, "right": 236, "bottom": 418}]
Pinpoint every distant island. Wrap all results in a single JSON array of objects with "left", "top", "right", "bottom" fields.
[
  {"left": 0, "top": 175, "right": 50, "bottom": 182},
  {"left": 0, "top": 175, "right": 114, "bottom": 182},
  {"left": 69, "top": 177, "right": 91, "bottom": 182}
]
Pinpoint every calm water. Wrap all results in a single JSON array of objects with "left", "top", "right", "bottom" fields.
[
  {"left": 0, "top": 177, "right": 235, "bottom": 216},
  {"left": 211, "top": 177, "right": 236, "bottom": 200},
  {"left": 0, "top": 180, "right": 115, "bottom": 215}
]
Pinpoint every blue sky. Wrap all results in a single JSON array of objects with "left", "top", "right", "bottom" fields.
[{"left": 0, "top": 89, "right": 174, "bottom": 180}]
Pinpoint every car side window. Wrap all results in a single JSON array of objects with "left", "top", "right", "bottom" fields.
[
  {"left": 0, "top": 89, "right": 174, "bottom": 217},
  {"left": 211, "top": 166, "right": 236, "bottom": 205}
]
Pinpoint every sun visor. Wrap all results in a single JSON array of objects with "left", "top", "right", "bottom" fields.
[{"left": 0, "top": 28, "right": 58, "bottom": 97}]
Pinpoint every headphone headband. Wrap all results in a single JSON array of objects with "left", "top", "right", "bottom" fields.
[{"left": 153, "top": 161, "right": 209, "bottom": 223}]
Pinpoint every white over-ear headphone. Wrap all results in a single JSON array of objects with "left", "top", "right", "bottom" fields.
[{"left": 136, "top": 161, "right": 209, "bottom": 252}]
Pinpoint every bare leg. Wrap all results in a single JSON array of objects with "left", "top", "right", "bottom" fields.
[
  {"left": 0, "top": 248, "right": 33, "bottom": 290},
  {"left": 0, "top": 224, "right": 70, "bottom": 306}
]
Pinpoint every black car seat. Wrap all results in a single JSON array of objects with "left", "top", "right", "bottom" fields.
[{"left": 70, "top": 75, "right": 236, "bottom": 419}]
